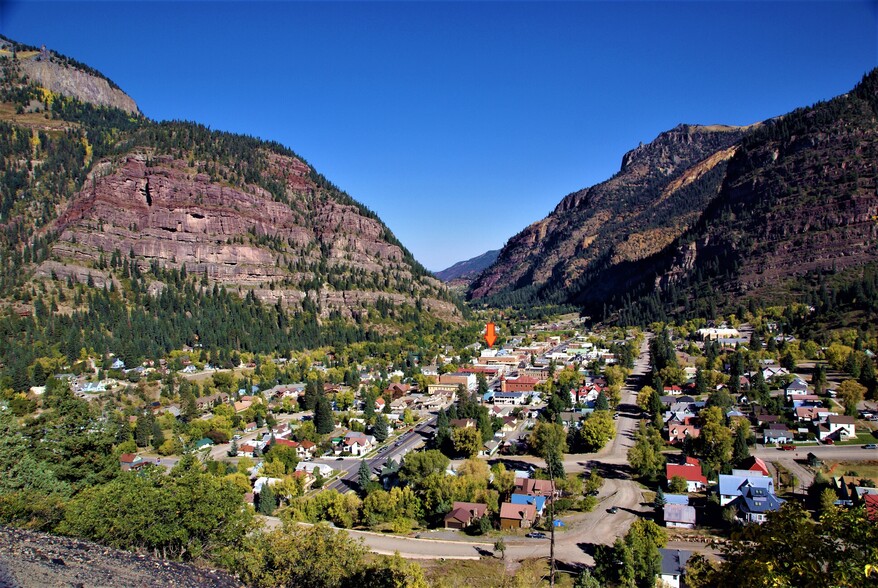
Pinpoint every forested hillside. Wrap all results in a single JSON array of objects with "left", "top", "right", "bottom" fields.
[{"left": 0, "top": 36, "right": 466, "bottom": 393}]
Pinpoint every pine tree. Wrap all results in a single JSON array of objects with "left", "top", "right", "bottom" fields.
[
  {"left": 257, "top": 484, "right": 277, "bottom": 515},
  {"left": 733, "top": 424, "right": 750, "bottom": 465},
  {"left": 358, "top": 459, "right": 372, "bottom": 494},
  {"left": 373, "top": 414, "right": 389, "bottom": 442},
  {"left": 595, "top": 391, "right": 609, "bottom": 411},
  {"left": 315, "top": 395, "right": 334, "bottom": 435},
  {"left": 151, "top": 421, "right": 165, "bottom": 449},
  {"left": 654, "top": 486, "right": 666, "bottom": 507}
]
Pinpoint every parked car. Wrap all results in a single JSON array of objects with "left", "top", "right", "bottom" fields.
[
  {"left": 780, "top": 445, "right": 795, "bottom": 451},
  {"left": 608, "top": 506, "right": 618, "bottom": 514},
  {"left": 525, "top": 532, "right": 546, "bottom": 539},
  {"left": 864, "top": 444, "right": 878, "bottom": 449}
]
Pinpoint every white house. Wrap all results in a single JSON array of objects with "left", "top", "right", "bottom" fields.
[
  {"left": 819, "top": 414, "right": 857, "bottom": 441},
  {"left": 295, "top": 462, "right": 333, "bottom": 478}
]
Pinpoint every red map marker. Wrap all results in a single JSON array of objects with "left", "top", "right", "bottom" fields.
[{"left": 484, "top": 322, "right": 497, "bottom": 347}]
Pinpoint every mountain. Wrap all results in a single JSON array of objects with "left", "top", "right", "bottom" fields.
[
  {"left": 0, "top": 36, "right": 461, "bottom": 368},
  {"left": 0, "top": 35, "right": 138, "bottom": 114},
  {"left": 470, "top": 69, "right": 878, "bottom": 321},
  {"left": 469, "top": 123, "right": 753, "bottom": 305},
  {"left": 434, "top": 249, "right": 500, "bottom": 289}
]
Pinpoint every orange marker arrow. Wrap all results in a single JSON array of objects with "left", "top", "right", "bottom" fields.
[{"left": 484, "top": 322, "right": 497, "bottom": 347}]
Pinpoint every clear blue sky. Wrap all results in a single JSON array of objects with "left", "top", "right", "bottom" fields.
[{"left": 2, "top": 2, "right": 876, "bottom": 271}]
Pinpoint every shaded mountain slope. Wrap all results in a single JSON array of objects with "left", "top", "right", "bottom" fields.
[{"left": 471, "top": 68, "right": 878, "bottom": 322}]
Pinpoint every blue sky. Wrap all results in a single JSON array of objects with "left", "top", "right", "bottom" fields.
[{"left": 2, "top": 1, "right": 876, "bottom": 270}]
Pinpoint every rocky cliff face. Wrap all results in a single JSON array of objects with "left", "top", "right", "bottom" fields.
[
  {"left": 471, "top": 69, "right": 878, "bottom": 318},
  {"left": 0, "top": 36, "right": 138, "bottom": 114},
  {"left": 468, "top": 124, "right": 751, "bottom": 303},
  {"left": 19, "top": 57, "right": 139, "bottom": 114},
  {"left": 39, "top": 148, "right": 457, "bottom": 321}
]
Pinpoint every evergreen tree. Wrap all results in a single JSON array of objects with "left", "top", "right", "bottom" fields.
[
  {"left": 228, "top": 438, "right": 239, "bottom": 457},
  {"left": 750, "top": 331, "right": 763, "bottom": 351},
  {"left": 257, "top": 484, "right": 277, "bottom": 515},
  {"left": 315, "top": 395, "right": 334, "bottom": 435},
  {"left": 151, "top": 421, "right": 165, "bottom": 449},
  {"left": 373, "top": 414, "right": 389, "bottom": 442},
  {"left": 358, "top": 459, "right": 372, "bottom": 494},
  {"left": 595, "top": 391, "right": 610, "bottom": 411},
  {"left": 364, "top": 391, "right": 376, "bottom": 421},
  {"left": 695, "top": 367, "right": 708, "bottom": 396},
  {"left": 654, "top": 486, "right": 666, "bottom": 507},
  {"left": 134, "top": 413, "right": 152, "bottom": 447},
  {"left": 733, "top": 423, "right": 750, "bottom": 465},
  {"left": 476, "top": 372, "right": 488, "bottom": 395}
]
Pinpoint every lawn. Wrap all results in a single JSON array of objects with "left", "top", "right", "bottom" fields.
[
  {"left": 823, "top": 460, "right": 878, "bottom": 485},
  {"left": 835, "top": 430, "right": 878, "bottom": 446}
]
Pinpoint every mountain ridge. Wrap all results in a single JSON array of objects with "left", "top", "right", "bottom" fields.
[
  {"left": 469, "top": 69, "right": 878, "bottom": 322},
  {"left": 0, "top": 35, "right": 463, "bottom": 344}
]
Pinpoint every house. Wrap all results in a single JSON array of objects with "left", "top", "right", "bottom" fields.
[
  {"left": 482, "top": 440, "right": 500, "bottom": 456},
  {"left": 728, "top": 484, "right": 784, "bottom": 523},
  {"left": 493, "top": 391, "right": 527, "bottom": 405},
  {"left": 343, "top": 431, "right": 375, "bottom": 457},
  {"left": 443, "top": 502, "right": 488, "bottom": 530},
  {"left": 663, "top": 494, "right": 689, "bottom": 506},
  {"left": 238, "top": 443, "right": 256, "bottom": 457},
  {"left": 510, "top": 493, "right": 547, "bottom": 517},
  {"left": 295, "top": 462, "right": 333, "bottom": 478},
  {"left": 718, "top": 474, "right": 775, "bottom": 506},
  {"left": 785, "top": 377, "right": 809, "bottom": 397},
  {"left": 737, "top": 456, "right": 770, "bottom": 477},
  {"left": 502, "top": 375, "right": 540, "bottom": 393},
  {"left": 659, "top": 548, "right": 692, "bottom": 588},
  {"left": 194, "top": 437, "right": 214, "bottom": 450},
  {"left": 384, "top": 383, "right": 412, "bottom": 399},
  {"left": 234, "top": 399, "right": 253, "bottom": 413},
  {"left": 119, "top": 453, "right": 145, "bottom": 472},
  {"left": 450, "top": 418, "right": 477, "bottom": 429},
  {"left": 195, "top": 393, "right": 229, "bottom": 411},
  {"left": 663, "top": 503, "right": 697, "bottom": 529},
  {"left": 665, "top": 457, "right": 708, "bottom": 492},
  {"left": 297, "top": 440, "right": 317, "bottom": 460},
  {"left": 763, "top": 425, "right": 793, "bottom": 444},
  {"left": 499, "top": 502, "right": 537, "bottom": 530},
  {"left": 514, "top": 477, "right": 557, "bottom": 497},
  {"left": 819, "top": 414, "right": 857, "bottom": 441},
  {"left": 375, "top": 397, "right": 386, "bottom": 411},
  {"left": 667, "top": 418, "right": 701, "bottom": 445}
]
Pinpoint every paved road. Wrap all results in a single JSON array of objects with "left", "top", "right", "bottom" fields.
[
  {"left": 259, "top": 335, "right": 657, "bottom": 567},
  {"left": 319, "top": 334, "right": 656, "bottom": 566},
  {"left": 753, "top": 444, "right": 878, "bottom": 488},
  {"left": 322, "top": 414, "right": 438, "bottom": 493}
]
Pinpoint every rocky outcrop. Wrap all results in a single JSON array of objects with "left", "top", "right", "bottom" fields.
[
  {"left": 0, "top": 526, "right": 241, "bottom": 588},
  {"left": 18, "top": 54, "right": 138, "bottom": 114},
  {"left": 468, "top": 124, "right": 750, "bottom": 302},
  {"left": 41, "top": 151, "right": 458, "bottom": 320}
]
